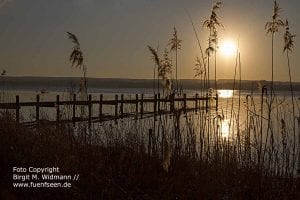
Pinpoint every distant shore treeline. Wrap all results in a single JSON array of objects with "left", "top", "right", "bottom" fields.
[{"left": 2, "top": 76, "right": 300, "bottom": 91}]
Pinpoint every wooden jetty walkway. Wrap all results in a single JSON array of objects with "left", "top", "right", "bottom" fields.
[{"left": 0, "top": 93, "right": 218, "bottom": 126}]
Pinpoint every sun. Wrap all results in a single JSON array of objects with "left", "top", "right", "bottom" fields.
[{"left": 220, "top": 39, "right": 236, "bottom": 57}]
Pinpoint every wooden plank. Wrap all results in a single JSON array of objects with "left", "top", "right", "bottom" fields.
[
  {"left": 0, "top": 94, "right": 215, "bottom": 125},
  {"left": 0, "top": 103, "right": 16, "bottom": 109},
  {"left": 0, "top": 96, "right": 211, "bottom": 108}
]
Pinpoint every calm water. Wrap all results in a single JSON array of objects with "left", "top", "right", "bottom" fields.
[
  {"left": 1, "top": 87, "right": 299, "bottom": 125},
  {"left": 1, "top": 87, "right": 300, "bottom": 174}
]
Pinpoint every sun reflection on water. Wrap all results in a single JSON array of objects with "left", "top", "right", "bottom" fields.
[
  {"left": 221, "top": 119, "right": 230, "bottom": 138},
  {"left": 218, "top": 90, "right": 233, "bottom": 98}
]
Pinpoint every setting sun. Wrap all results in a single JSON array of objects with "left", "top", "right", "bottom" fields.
[{"left": 220, "top": 39, "right": 236, "bottom": 57}]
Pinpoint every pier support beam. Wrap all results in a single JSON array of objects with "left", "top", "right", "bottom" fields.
[
  {"left": 36, "top": 95, "right": 40, "bottom": 122},
  {"left": 72, "top": 94, "right": 76, "bottom": 126},
  {"left": 99, "top": 94, "right": 103, "bottom": 122},
  {"left": 56, "top": 95, "right": 60, "bottom": 124},
  {"left": 114, "top": 94, "right": 118, "bottom": 124},
  {"left": 88, "top": 94, "right": 92, "bottom": 128},
  {"left": 140, "top": 94, "right": 144, "bottom": 118},
  {"left": 16, "top": 95, "right": 20, "bottom": 123}
]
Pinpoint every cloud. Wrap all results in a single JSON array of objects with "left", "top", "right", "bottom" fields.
[{"left": 0, "top": 0, "right": 13, "bottom": 8}]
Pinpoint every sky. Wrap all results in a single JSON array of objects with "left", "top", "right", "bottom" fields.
[{"left": 0, "top": 0, "right": 299, "bottom": 81}]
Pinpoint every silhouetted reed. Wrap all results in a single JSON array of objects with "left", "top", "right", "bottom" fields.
[{"left": 168, "top": 26, "right": 182, "bottom": 94}]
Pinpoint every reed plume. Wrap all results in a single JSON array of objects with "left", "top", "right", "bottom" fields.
[
  {"left": 168, "top": 26, "right": 182, "bottom": 93},
  {"left": 194, "top": 56, "right": 205, "bottom": 78},
  {"left": 263, "top": 0, "right": 284, "bottom": 170},
  {"left": 148, "top": 46, "right": 172, "bottom": 94},
  {"left": 185, "top": 10, "right": 207, "bottom": 91},
  {"left": 67, "top": 32, "right": 84, "bottom": 68},
  {"left": 203, "top": 1, "right": 223, "bottom": 90},
  {"left": 265, "top": 0, "right": 284, "bottom": 93},
  {"left": 159, "top": 48, "right": 173, "bottom": 93},
  {"left": 147, "top": 45, "right": 160, "bottom": 69},
  {"left": 67, "top": 32, "right": 87, "bottom": 97},
  {"left": 283, "top": 19, "right": 296, "bottom": 174},
  {"left": 148, "top": 45, "right": 161, "bottom": 94},
  {"left": 67, "top": 32, "right": 87, "bottom": 118}
]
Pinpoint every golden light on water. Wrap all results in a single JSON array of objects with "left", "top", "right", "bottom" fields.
[
  {"left": 220, "top": 39, "right": 236, "bottom": 57},
  {"left": 218, "top": 90, "right": 233, "bottom": 98},
  {"left": 221, "top": 119, "right": 230, "bottom": 138}
]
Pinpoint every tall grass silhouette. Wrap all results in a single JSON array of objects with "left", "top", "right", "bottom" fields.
[
  {"left": 283, "top": 19, "right": 297, "bottom": 175},
  {"left": 147, "top": 45, "right": 172, "bottom": 94},
  {"left": 168, "top": 26, "right": 182, "bottom": 94},
  {"left": 147, "top": 45, "right": 161, "bottom": 94},
  {"left": 203, "top": 1, "right": 223, "bottom": 91},
  {"left": 1, "top": 1, "right": 300, "bottom": 199},
  {"left": 265, "top": 0, "right": 284, "bottom": 94},
  {"left": 67, "top": 32, "right": 87, "bottom": 99},
  {"left": 263, "top": 0, "right": 284, "bottom": 172}
]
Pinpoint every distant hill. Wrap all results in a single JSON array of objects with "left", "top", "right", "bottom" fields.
[{"left": 1, "top": 76, "right": 300, "bottom": 91}]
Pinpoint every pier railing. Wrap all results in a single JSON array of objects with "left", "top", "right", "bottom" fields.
[{"left": 0, "top": 93, "right": 218, "bottom": 126}]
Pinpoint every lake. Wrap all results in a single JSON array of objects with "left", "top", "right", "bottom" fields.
[{"left": 1, "top": 86, "right": 300, "bottom": 175}]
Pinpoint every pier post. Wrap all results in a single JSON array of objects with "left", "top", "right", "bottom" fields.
[
  {"left": 88, "top": 94, "right": 92, "bottom": 128},
  {"left": 206, "top": 93, "right": 209, "bottom": 113},
  {"left": 56, "top": 95, "right": 60, "bottom": 123},
  {"left": 154, "top": 94, "right": 157, "bottom": 121},
  {"left": 120, "top": 94, "right": 124, "bottom": 119},
  {"left": 99, "top": 94, "right": 103, "bottom": 122},
  {"left": 115, "top": 94, "right": 118, "bottom": 123},
  {"left": 36, "top": 95, "right": 40, "bottom": 122},
  {"left": 158, "top": 93, "right": 161, "bottom": 113},
  {"left": 135, "top": 94, "right": 138, "bottom": 120},
  {"left": 140, "top": 94, "right": 144, "bottom": 118},
  {"left": 16, "top": 95, "right": 20, "bottom": 123},
  {"left": 195, "top": 93, "right": 198, "bottom": 112},
  {"left": 72, "top": 94, "right": 76, "bottom": 126},
  {"left": 215, "top": 93, "right": 218, "bottom": 111},
  {"left": 170, "top": 93, "right": 175, "bottom": 113},
  {"left": 183, "top": 93, "right": 187, "bottom": 113},
  {"left": 4, "top": 93, "right": 217, "bottom": 126}
]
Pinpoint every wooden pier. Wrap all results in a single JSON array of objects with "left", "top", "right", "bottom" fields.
[{"left": 0, "top": 93, "right": 218, "bottom": 126}]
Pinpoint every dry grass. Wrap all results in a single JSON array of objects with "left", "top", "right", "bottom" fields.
[{"left": 0, "top": 112, "right": 297, "bottom": 199}]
